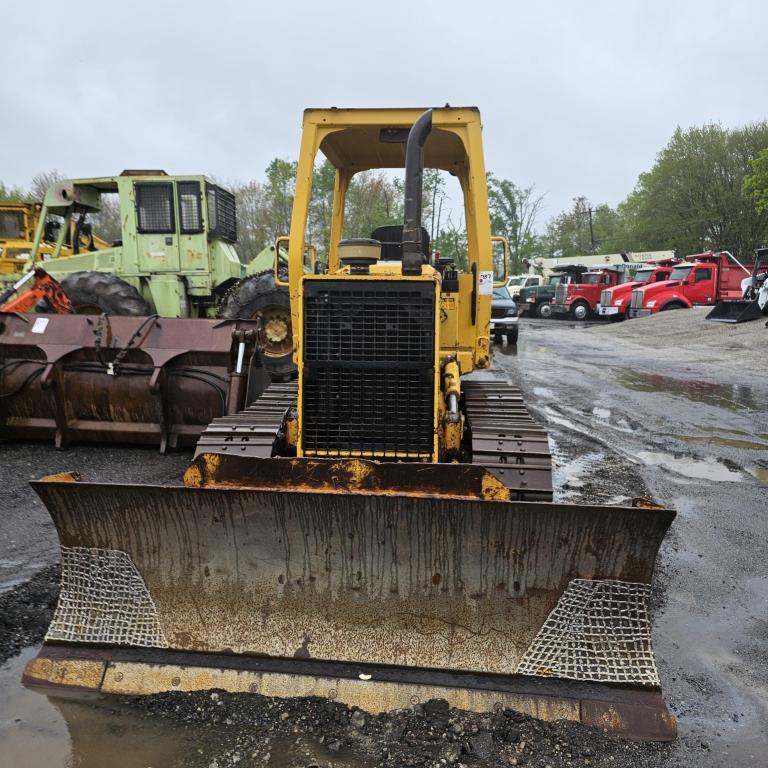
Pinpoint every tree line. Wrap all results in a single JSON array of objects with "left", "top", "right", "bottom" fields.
[{"left": 3, "top": 120, "right": 767, "bottom": 269}]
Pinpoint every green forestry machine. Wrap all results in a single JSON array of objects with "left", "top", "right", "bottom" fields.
[
  {"left": 0, "top": 172, "right": 293, "bottom": 450},
  {"left": 15, "top": 171, "right": 293, "bottom": 378}
]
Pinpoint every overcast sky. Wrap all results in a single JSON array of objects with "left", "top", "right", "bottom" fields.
[{"left": 2, "top": 0, "right": 766, "bottom": 226}]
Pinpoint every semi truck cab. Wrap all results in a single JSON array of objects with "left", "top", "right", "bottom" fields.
[
  {"left": 597, "top": 259, "right": 678, "bottom": 319},
  {"left": 628, "top": 252, "right": 756, "bottom": 317},
  {"left": 552, "top": 266, "right": 624, "bottom": 321}
]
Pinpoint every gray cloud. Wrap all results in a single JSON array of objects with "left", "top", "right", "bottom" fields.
[{"left": 2, "top": 0, "right": 765, "bottom": 223}]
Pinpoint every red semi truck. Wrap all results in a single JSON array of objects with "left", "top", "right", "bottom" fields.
[
  {"left": 627, "top": 251, "right": 758, "bottom": 318},
  {"left": 551, "top": 264, "right": 637, "bottom": 320},
  {"left": 596, "top": 259, "right": 679, "bottom": 320}
]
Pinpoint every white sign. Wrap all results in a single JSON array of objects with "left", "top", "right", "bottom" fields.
[
  {"left": 478, "top": 270, "right": 494, "bottom": 295},
  {"left": 31, "top": 317, "right": 49, "bottom": 334}
]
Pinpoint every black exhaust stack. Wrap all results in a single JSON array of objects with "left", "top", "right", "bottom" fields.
[{"left": 402, "top": 109, "right": 433, "bottom": 276}]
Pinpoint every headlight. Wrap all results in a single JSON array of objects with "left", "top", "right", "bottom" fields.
[
  {"left": 615, "top": 298, "right": 624, "bottom": 306},
  {"left": 506, "top": 307, "right": 518, "bottom": 317},
  {"left": 647, "top": 300, "right": 656, "bottom": 308},
  {"left": 526, "top": 297, "right": 535, "bottom": 302}
]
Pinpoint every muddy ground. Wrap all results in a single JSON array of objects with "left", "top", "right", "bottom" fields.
[{"left": 0, "top": 307, "right": 766, "bottom": 767}]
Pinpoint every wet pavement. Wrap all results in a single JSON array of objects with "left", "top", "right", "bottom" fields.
[
  {"left": 487, "top": 314, "right": 768, "bottom": 767},
  {"left": 0, "top": 309, "right": 766, "bottom": 766}
]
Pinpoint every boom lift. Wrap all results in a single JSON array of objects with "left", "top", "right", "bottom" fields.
[{"left": 24, "top": 108, "right": 676, "bottom": 741}]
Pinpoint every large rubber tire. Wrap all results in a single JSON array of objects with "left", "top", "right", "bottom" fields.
[
  {"left": 219, "top": 271, "right": 296, "bottom": 382},
  {"left": 507, "top": 325, "right": 519, "bottom": 345},
  {"left": 536, "top": 302, "right": 553, "bottom": 319},
  {"left": 570, "top": 301, "right": 591, "bottom": 321},
  {"left": 660, "top": 301, "right": 686, "bottom": 312},
  {"left": 39, "top": 271, "right": 151, "bottom": 315}
]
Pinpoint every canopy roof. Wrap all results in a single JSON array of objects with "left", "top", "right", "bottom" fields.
[{"left": 305, "top": 107, "right": 481, "bottom": 172}]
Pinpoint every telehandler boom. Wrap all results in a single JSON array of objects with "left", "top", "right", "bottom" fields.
[{"left": 24, "top": 108, "right": 676, "bottom": 741}]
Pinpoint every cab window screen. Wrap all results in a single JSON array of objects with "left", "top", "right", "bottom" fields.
[
  {"left": 694, "top": 268, "right": 712, "bottom": 283},
  {"left": 177, "top": 181, "right": 203, "bottom": 234},
  {"left": 136, "top": 183, "right": 175, "bottom": 234},
  {"left": 206, "top": 184, "right": 237, "bottom": 243},
  {"left": 0, "top": 211, "right": 24, "bottom": 238}
]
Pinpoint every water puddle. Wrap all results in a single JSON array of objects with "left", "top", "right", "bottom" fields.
[
  {"left": 748, "top": 467, "right": 768, "bottom": 484},
  {"left": 671, "top": 434, "right": 768, "bottom": 451},
  {"left": 533, "top": 386, "right": 555, "bottom": 399},
  {"left": 615, "top": 369, "right": 759, "bottom": 411},
  {"left": 0, "top": 647, "right": 360, "bottom": 768},
  {"left": 592, "top": 407, "right": 611, "bottom": 420},
  {"left": 635, "top": 451, "right": 742, "bottom": 481}
]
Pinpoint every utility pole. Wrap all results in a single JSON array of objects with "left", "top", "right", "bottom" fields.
[{"left": 588, "top": 207, "right": 596, "bottom": 254}]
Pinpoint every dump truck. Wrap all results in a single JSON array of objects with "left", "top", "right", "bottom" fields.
[
  {"left": 628, "top": 251, "right": 760, "bottom": 318},
  {"left": 20, "top": 172, "right": 294, "bottom": 380},
  {"left": 518, "top": 264, "right": 589, "bottom": 318},
  {"left": 551, "top": 264, "right": 641, "bottom": 321},
  {"left": 706, "top": 247, "right": 768, "bottom": 323},
  {"left": 23, "top": 108, "right": 676, "bottom": 742},
  {"left": 0, "top": 200, "right": 108, "bottom": 284},
  {"left": 597, "top": 259, "right": 679, "bottom": 320}
]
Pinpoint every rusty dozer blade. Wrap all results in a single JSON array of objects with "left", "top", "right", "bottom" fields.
[
  {"left": 25, "top": 454, "right": 677, "bottom": 741},
  {"left": 0, "top": 313, "right": 267, "bottom": 451}
]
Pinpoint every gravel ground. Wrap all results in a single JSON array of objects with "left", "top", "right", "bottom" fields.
[
  {"left": 118, "top": 690, "right": 675, "bottom": 768},
  {"left": 0, "top": 307, "right": 766, "bottom": 767},
  {"left": 0, "top": 564, "right": 58, "bottom": 664}
]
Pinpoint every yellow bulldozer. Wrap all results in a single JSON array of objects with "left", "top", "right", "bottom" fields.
[
  {"left": 23, "top": 107, "right": 676, "bottom": 741},
  {"left": 0, "top": 200, "right": 108, "bottom": 282}
]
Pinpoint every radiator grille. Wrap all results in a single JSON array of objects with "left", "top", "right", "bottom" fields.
[
  {"left": 302, "top": 280, "right": 435, "bottom": 457},
  {"left": 600, "top": 289, "right": 611, "bottom": 306},
  {"left": 631, "top": 289, "right": 642, "bottom": 309},
  {"left": 554, "top": 283, "right": 567, "bottom": 302},
  {"left": 491, "top": 306, "right": 508, "bottom": 319}
]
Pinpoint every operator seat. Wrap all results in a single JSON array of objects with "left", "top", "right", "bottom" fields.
[{"left": 370, "top": 224, "right": 430, "bottom": 263}]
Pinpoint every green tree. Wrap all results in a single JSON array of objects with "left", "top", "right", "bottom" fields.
[
  {"left": 620, "top": 123, "right": 768, "bottom": 257},
  {"left": 487, "top": 174, "right": 545, "bottom": 270},
  {"left": 434, "top": 217, "right": 468, "bottom": 271},
  {"left": 263, "top": 159, "right": 297, "bottom": 240},
  {"left": 307, "top": 159, "right": 336, "bottom": 258},
  {"left": 743, "top": 147, "right": 768, "bottom": 213},
  {"left": 232, "top": 180, "right": 270, "bottom": 263},
  {"left": 0, "top": 181, "right": 26, "bottom": 200},
  {"left": 343, "top": 171, "right": 403, "bottom": 240}
]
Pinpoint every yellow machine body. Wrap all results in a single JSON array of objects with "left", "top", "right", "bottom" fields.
[{"left": 25, "top": 107, "right": 677, "bottom": 742}]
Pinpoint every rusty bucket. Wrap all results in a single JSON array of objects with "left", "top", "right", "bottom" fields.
[{"left": 0, "top": 313, "right": 266, "bottom": 451}]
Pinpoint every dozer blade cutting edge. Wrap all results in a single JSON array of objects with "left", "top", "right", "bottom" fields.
[{"left": 25, "top": 454, "right": 677, "bottom": 741}]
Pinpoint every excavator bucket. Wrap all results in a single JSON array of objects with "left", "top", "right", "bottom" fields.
[
  {"left": 24, "top": 454, "right": 677, "bottom": 741},
  {"left": 0, "top": 313, "right": 266, "bottom": 451},
  {"left": 705, "top": 299, "right": 763, "bottom": 323}
]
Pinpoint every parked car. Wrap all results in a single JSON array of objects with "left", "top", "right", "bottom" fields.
[{"left": 491, "top": 285, "right": 519, "bottom": 344}]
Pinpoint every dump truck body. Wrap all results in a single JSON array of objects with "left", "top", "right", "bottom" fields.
[
  {"left": 706, "top": 247, "right": 768, "bottom": 323},
  {"left": 25, "top": 107, "right": 676, "bottom": 741},
  {"left": 628, "top": 251, "right": 759, "bottom": 317}
]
